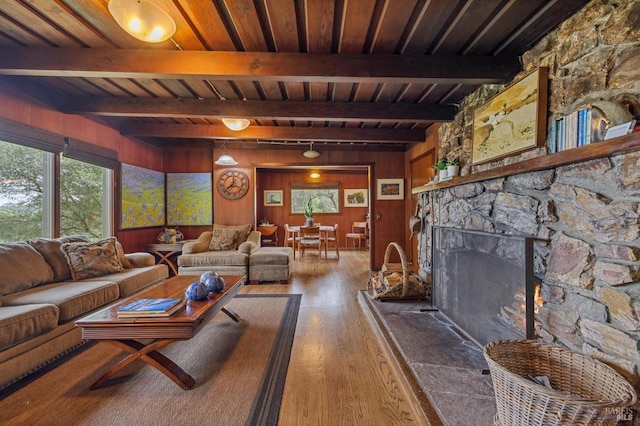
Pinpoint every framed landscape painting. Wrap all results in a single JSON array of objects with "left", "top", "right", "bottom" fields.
[
  {"left": 166, "top": 173, "right": 212, "bottom": 226},
  {"left": 472, "top": 67, "right": 548, "bottom": 165},
  {"left": 377, "top": 179, "right": 404, "bottom": 200},
  {"left": 264, "top": 190, "right": 283, "bottom": 206},
  {"left": 120, "top": 163, "right": 165, "bottom": 229},
  {"left": 344, "top": 189, "right": 368, "bottom": 207}
]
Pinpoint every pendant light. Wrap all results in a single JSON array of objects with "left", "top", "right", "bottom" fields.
[
  {"left": 222, "top": 118, "right": 250, "bottom": 131},
  {"left": 108, "top": 0, "right": 176, "bottom": 43},
  {"left": 215, "top": 141, "right": 238, "bottom": 166},
  {"left": 303, "top": 142, "right": 320, "bottom": 158}
]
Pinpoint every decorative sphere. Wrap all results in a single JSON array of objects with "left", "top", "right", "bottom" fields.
[
  {"left": 203, "top": 274, "right": 225, "bottom": 292},
  {"left": 200, "top": 271, "right": 216, "bottom": 283},
  {"left": 185, "top": 281, "right": 209, "bottom": 300}
]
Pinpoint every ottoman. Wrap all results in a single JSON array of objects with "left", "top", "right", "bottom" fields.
[{"left": 249, "top": 247, "right": 294, "bottom": 284}]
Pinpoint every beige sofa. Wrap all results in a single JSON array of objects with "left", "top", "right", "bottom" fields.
[
  {"left": 178, "top": 224, "right": 293, "bottom": 283},
  {"left": 0, "top": 236, "right": 168, "bottom": 390}
]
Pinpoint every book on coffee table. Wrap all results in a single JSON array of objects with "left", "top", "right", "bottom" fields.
[{"left": 117, "top": 298, "right": 186, "bottom": 317}]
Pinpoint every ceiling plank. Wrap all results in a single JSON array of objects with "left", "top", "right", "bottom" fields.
[
  {"left": 59, "top": 97, "right": 457, "bottom": 122},
  {"left": 0, "top": 48, "right": 520, "bottom": 84},
  {"left": 119, "top": 122, "right": 425, "bottom": 144}
]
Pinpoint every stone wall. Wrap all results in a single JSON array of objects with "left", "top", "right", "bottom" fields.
[{"left": 417, "top": 0, "right": 640, "bottom": 386}]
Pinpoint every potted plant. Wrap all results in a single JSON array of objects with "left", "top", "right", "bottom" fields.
[
  {"left": 434, "top": 159, "right": 448, "bottom": 181},
  {"left": 446, "top": 159, "right": 460, "bottom": 177},
  {"left": 304, "top": 198, "right": 314, "bottom": 227}
]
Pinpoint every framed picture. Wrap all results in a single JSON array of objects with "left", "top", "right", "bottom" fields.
[
  {"left": 166, "top": 173, "right": 212, "bottom": 226},
  {"left": 120, "top": 163, "right": 165, "bottom": 229},
  {"left": 472, "top": 67, "right": 548, "bottom": 165},
  {"left": 377, "top": 179, "right": 404, "bottom": 200},
  {"left": 344, "top": 189, "right": 368, "bottom": 207},
  {"left": 264, "top": 190, "right": 283, "bottom": 206}
]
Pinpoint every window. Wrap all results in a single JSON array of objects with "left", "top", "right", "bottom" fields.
[
  {"left": 0, "top": 141, "right": 45, "bottom": 241},
  {"left": 0, "top": 137, "right": 114, "bottom": 243},
  {"left": 291, "top": 182, "right": 340, "bottom": 214}
]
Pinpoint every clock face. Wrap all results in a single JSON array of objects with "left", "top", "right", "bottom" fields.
[{"left": 217, "top": 168, "right": 250, "bottom": 200}]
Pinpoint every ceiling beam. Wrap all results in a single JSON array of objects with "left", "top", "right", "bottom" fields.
[
  {"left": 119, "top": 123, "right": 425, "bottom": 144},
  {"left": 0, "top": 48, "right": 521, "bottom": 84},
  {"left": 61, "top": 97, "right": 456, "bottom": 122}
]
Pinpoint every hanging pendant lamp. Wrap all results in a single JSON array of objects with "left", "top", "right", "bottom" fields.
[
  {"left": 108, "top": 0, "right": 176, "bottom": 43},
  {"left": 303, "top": 142, "right": 320, "bottom": 158},
  {"left": 215, "top": 141, "right": 238, "bottom": 166}
]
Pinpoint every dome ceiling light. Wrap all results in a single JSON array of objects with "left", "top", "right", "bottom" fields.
[
  {"left": 303, "top": 142, "right": 320, "bottom": 158},
  {"left": 108, "top": 0, "right": 176, "bottom": 43},
  {"left": 222, "top": 118, "right": 250, "bottom": 131}
]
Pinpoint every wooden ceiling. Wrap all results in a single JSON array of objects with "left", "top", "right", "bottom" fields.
[{"left": 0, "top": 0, "right": 589, "bottom": 153}]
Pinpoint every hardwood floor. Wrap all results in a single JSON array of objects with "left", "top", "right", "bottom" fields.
[{"left": 240, "top": 249, "right": 430, "bottom": 425}]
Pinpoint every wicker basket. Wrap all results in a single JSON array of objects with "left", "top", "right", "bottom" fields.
[
  {"left": 484, "top": 339, "right": 637, "bottom": 426},
  {"left": 367, "top": 242, "right": 428, "bottom": 301}
]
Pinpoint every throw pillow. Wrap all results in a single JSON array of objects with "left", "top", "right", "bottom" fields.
[
  {"left": 209, "top": 228, "right": 241, "bottom": 251},
  {"left": 61, "top": 237, "right": 123, "bottom": 281},
  {"left": 115, "top": 241, "right": 133, "bottom": 269},
  {"left": 28, "top": 235, "right": 90, "bottom": 283},
  {"left": 212, "top": 224, "right": 252, "bottom": 245}
]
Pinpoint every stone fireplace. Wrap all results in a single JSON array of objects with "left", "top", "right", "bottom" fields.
[{"left": 432, "top": 226, "right": 538, "bottom": 346}]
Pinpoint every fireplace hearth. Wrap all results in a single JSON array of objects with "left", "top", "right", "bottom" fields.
[{"left": 432, "top": 226, "right": 537, "bottom": 347}]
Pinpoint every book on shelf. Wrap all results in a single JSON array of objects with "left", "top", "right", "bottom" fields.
[
  {"left": 117, "top": 298, "right": 186, "bottom": 317},
  {"left": 604, "top": 120, "right": 636, "bottom": 140},
  {"left": 551, "top": 107, "right": 597, "bottom": 154}
]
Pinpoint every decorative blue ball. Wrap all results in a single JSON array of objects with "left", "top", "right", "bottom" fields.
[
  {"left": 202, "top": 273, "right": 221, "bottom": 293},
  {"left": 200, "top": 271, "right": 215, "bottom": 283},
  {"left": 185, "top": 281, "right": 209, "bottom": 300}
]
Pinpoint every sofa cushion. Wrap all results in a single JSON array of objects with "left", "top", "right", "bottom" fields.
[
  {"left": 209, "top": 228, "right": 241, "bottom": 251},
  {"left": 28, "top": 235, "right": 90, "bottom": 283},
  {"left": 0, "top": 280, "right": 119, "bottom": 323},
  {"left": 210, "top": 224, "right": 251, "bottom": 247},
  {"left": 61, "top": 237, "right": 123, "bottom": 281},
  {"left": 178, "top": 251, "right": 249, "bottom": 267},
  {"left": 0, "top": 243, "right": 54, "bottom": 296},
  {"left": 0, "top": 304, "right": 59, "bottom": 351},
  {"left": 250, "top": 247, "right": 293, "bottom": 266},
  {"left": 82, "top": 265, "right": 168, "bottom": 297}
]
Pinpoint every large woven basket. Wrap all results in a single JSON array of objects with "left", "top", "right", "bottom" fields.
[
  {"left": 484, "top": 339, "right": 637, "bottom": 426},
  {"left": 367, "top": 242, "right": 427, "bottom": 300}
]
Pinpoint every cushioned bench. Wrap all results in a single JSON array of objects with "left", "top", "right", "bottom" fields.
[{"left": 249, "top": 246, "right": 294, "bottom": 284}]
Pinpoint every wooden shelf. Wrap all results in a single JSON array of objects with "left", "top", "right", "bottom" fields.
[{"left": 412, "top": 132, "right": 640, "bottom": 194}]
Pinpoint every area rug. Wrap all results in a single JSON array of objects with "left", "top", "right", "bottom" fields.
[{"left": 0, "top": 294, "right": 301, "bottom": 426}]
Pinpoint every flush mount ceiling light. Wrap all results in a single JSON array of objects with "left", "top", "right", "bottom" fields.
[
  {"left": 310, "top": 172, "right": 321, "bottom": 178},
  {"left": 108, "top": 0, "right": 176, "bottom": 43},
  {"left": 222, "top": 118, "right": 250, "bottom": 131},
  {"left": 214, "top": 141, "right": 238, "bottom": 166},
  {"left": 302, "top": 142, "right": 320, "bottom": 158}
]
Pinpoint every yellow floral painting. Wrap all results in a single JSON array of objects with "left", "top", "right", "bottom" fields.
[{"left": 472, "top": 68, "right": 548, "bottom": 165}]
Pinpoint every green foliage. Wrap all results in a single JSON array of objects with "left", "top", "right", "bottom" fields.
[
  {"left": 304, "top": 198, "right": 314, "bottom": 219},
  {"left": 446, "top": 158, "right": 460, "bottom": 166},
  {"left": 434, "top": 159, "right": 447, "bottom": 170}
]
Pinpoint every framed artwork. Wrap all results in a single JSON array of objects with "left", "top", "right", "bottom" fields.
[
  {"left": 264, "top": 190, "right": 283, "bottom": 206},
  {"left": 120, "top": 163, "right": 165, "bottom": 229},
  {"left": 377, "top": 179, "right": 404, "bottom": 200},
  {"left": 472, "top": 67, "right": 548, "bottom": 165},
  {"left": 166, "top": 173, "right": 212, "bottom": 226},
  {"left": 344, "top": 189, "right": 368, "bottom": 207}
]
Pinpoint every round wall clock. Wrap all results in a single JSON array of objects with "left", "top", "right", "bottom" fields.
[{"left": 217, "top": 168, "right": 250, "bottom": 200}]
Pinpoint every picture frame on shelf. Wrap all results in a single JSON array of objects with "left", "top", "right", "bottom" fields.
[
  {"left": 377, "top": 179, "right": 404, "bottom": 200},
  {"left": 344, "top": 189, "right": 368, "bottom": 207},
  {"left": 472, "top": 67, "right": 548, "bottom": 165},
  {"left": 264, "top": 190, "right": 283, "bottom": 206}
]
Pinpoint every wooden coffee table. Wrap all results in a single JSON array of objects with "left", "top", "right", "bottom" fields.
[{"left": 76, "top": 275, "right": 244, "bottom": 390}]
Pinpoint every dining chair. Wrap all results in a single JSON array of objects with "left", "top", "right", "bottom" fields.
[
  {"left": 298, "top": 225, "right": 322, "bottom": 260},
  {"left": 284, "top": 224, "right": 297, "bottom": 259},
  {"left": 323, "top": 223, "right": 339, "bottom": 259},
  {"left": 346, "top": 221, "right": 368, "bottom": 249}
]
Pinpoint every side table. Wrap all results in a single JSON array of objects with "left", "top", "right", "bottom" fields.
[{"left": 145, "top": 243, "right": 184, "bottom": 276}]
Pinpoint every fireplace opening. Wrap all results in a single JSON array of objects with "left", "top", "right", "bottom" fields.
[{"left": 431, "top": 226, "right": 538, "bottom": 347}]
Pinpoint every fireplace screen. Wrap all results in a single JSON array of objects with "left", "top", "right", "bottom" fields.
[{"left": 432, "top": 226, "right": 536, "bottom": 347}]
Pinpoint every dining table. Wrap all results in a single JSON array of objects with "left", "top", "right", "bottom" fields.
[{"left": 288, "top": 225, "right": 335, "bottom": 259}]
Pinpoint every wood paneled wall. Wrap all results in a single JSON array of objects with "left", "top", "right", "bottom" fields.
[{"left": 256, "top": 168, "right": 369, "bottom": 248}]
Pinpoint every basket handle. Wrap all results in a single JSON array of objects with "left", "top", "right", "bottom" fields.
[{"left": 383, "top": 242, "right": 410, "bottom": 296}]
